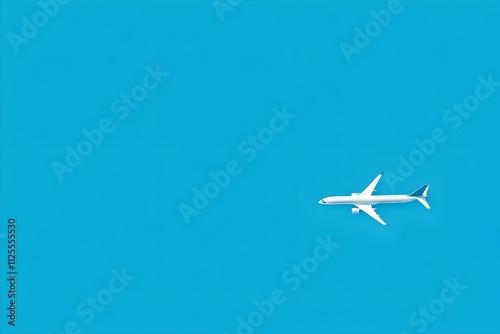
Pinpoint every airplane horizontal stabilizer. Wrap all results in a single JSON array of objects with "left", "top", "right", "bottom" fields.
[{"left": 416, "top": 197, "right": 431, "bottom": 209}]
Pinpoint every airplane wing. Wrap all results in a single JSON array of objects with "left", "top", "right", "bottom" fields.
[
  {"left": 355, "top": 204, "right": 387, "bottom": 226},
  {"left": 359, "top": 173, "right": 383, "bottom": 197}
]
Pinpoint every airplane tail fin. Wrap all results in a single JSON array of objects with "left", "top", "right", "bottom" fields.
[{"left": 410, "top": 185, "right": 430, "bottom": 209}]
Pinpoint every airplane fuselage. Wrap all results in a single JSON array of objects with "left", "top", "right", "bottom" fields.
[{"left": 319, "top": 194, "right": 416, "bottom": 206}]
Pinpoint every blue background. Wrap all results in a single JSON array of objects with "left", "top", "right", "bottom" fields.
[{"left": 1, "top": 0, "right": 499, "bottom": 333}]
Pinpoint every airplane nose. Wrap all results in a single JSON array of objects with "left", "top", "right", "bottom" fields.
[{"left": 318, "top": 199, "right": 325, "bottom": 204}]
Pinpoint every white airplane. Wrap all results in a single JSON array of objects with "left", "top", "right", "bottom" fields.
[{"left": 318, "top": 173, "right": 430, "bottom": 226}]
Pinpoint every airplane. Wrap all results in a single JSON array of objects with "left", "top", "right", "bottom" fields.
[{"left": 318, "top": 173, "right": 430, "bottom": 226}]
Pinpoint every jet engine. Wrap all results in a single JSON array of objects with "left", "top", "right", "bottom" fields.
[{"left": 352, "top": 208, "right": 360, "bottom": 214}]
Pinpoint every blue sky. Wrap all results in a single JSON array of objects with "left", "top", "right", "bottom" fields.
[{"left": 1, "top": 1, "right": 499, "bottom": 333}]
